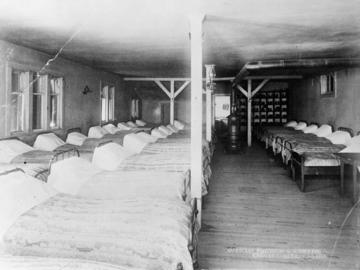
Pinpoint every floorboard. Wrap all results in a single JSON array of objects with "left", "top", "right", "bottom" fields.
[{"left": 198, "top": 141, "right": 360, "bottom": 270}]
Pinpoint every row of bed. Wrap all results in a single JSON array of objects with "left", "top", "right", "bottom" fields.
[
  {"left": 256, "top": 121, "right": 360, "bottom": 194},
  {"left": 0, "top": 119, "right": 214, "bottom": 270}
]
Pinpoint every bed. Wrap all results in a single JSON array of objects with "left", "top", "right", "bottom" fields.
[
  {"left": 91, "top": 143, "right": 210, "bottom": 195},
  {"left": 0, "top": 169, "right": 196, "bottom": 270},
  {"left": 0, "top": 137, "right": 78, "bottom": 181},
  {"left": 290, "top": 127, "right": 353, "bottom": 191}
]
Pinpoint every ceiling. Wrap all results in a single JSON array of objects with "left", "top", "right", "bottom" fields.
[{"left": 0, "top": 0, "right": 359, "bottom": 77}]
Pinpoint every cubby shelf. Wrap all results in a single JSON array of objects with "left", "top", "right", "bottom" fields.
[{"left": 237, "top": 90, "right": 288, "bottom": 126}]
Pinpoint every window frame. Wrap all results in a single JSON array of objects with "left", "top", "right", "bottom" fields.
[
  {"left": 100, "top": 82, "right": 115, "bottom": 123},
  {"left": 5, "top": 62, "right": 64, "bottom": 136},
  {"left": 320, "top": 72, "right": 337, "bottom": 98}
]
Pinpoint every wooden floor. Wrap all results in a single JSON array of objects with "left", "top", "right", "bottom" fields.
[{"left": 198, "top": 141, "right": 360, "bottom": 270}]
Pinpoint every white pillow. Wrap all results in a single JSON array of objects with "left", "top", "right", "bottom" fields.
[
  {"left": 326, "top": 131, "right": 352, "bottom": 145},
  {"left": 302, "top": 125, "right": 318, "bottom": 134},
  {"left": 117, "top": 122, "right": 132, "bottom": 130},
  {"left": 88, "top": 126, "right": 109, "bottom": 138},
  {"left": 66, "top": 132, "right": 87, "bottom": 146},
  {"left": 285, "top": 121, "right": 297, "bottom": 127},
  {"left": 33, "top": 133, "right": 65, "bottom": 151},
  {"left": 0, "top": 140, "right": 34, "bottom": 163},
  {"left": 135, "top": 120, "right": 146, "bottom": 127},
  {"left": 167, "top": 124, "right": 179, "bottom": 133},
  {"left": 48, "top": 157, "right": 102, "bottom": 195},
  {"left": 294, "top": 122, "right": 307, "bottom": 130},
  {"left": 159, "top": 125, "right": 173, "bottom": 135},
  {"left": 102, "top": 123, "right": 120, "bottom": 134},
  {"left": 340, "top": 143, "right": 360, "bottom": 153},
  {"left": 345, "top": 135, "right": 360, "bottom": 146},
  {"left": 312, "top": 125, "right": 332, "bottom": 137},
  {"left": 151, "top": 128, "right": 167, "bottom": 138},
  {"left": 123, "top": 133, "right": 149, "bottom": 153},
  {"left": 92, "top": 143, "right": 135, "bottom": 170},
  {"left": 126, "top": 121, "right": 138, "bottom": 128},
  {"left": 0, "top": 171, "right": 57, "bottom": 242},
  {"left": 174, "top": 120, "right": 185, "bottom": 130},
  {"left": 137, "top": 132, "right": 158, "bottom": 143}
]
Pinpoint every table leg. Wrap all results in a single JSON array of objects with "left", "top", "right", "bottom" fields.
[{"left": 340, "top": 162, "right": 344, "bottom": 196}]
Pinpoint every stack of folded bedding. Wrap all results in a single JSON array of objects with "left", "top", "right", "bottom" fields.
[{"left": 0, "top": 170, "right": 194, "bottom": 270}]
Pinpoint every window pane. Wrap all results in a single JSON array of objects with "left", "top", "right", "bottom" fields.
[
  {"left": 108, "top": 87, "right": 114, "bottom": 120},
  {"left": 101, "top": 86, "right": 108, "bottom": 122},
  {"left": 101, "top": 97, "right": 107, "bottom": 121},
  {"left": 32, "top": 73, "right": 40, "bottom": 93},
  {"left": 49, "top": 95, "right": 57, "bottom": 128},
  {"left": 11, "top": 72, "right": 20, "bottom": 92},
  {"left": 10, "top": 93, "right": 23, "bottom": 131},
  {"left": 32, "top": 94, "right": 42, "bottom": 129}
]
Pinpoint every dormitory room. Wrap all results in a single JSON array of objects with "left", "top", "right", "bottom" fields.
[{"left": 0, "top": 0, "right": 359, "bottom": 269}]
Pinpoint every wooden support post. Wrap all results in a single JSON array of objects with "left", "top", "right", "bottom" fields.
[
  {"left": 170, "top": 80, "right": 175, "bottom": 125},
  {"left": 190, "top": 13, "right": 204, "bottom": 225},
  {"left": 206, "top": 89, "right": 212, "bottom": 141},
  {"left": 247, "top": 79, "right": 252, "bottom": 146}
]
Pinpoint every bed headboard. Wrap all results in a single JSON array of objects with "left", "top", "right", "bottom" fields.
[
  {"left": 337, "top": 127, "right": 354, "bottom": 137},
  {"left": 66, "top": 127, "right": 82, "bottom": 135}
]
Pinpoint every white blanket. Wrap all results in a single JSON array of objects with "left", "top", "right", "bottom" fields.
[
  {"left": 0, "top": 140, "right": 34, "bottom": 163},
  {"left": 312, "top": 124, "right": 332, "bottom": 137},
  {"left": 92, "top": 143, "right": 135, "bottom": 170},
  {"left": 325, "top": 131, "right": 352, "bottom": 145},
  {"left": 167, "top": 124, "right": 179, "bottom": 133},
  {"left": 151, "top": 128, "right": 168, "bottom": 138},
  {"left": 126, "top": 121, "right": 138, "bottom": 128},
  {"left": 137, "top": 132, "right": 158, "bottom": 143},
  {"left": 294, "top": 122, "right": 307, "bottom": 130},
  {"left": 102, "top": 123, "right": 121, "bottom": 134},
  {"left": 302, "top": 124, "right": 318, "bottom": 134},
  {"left": 33, "top": 133, "right": 65, "bottom": 151},
  {"left": 0, "top": 171, "right": 57, "bottom": 243},
  {"left": 88, "top": 126, "right": 109, "bottom": 138},
  {"left": 285, "top": 121, "right": 297, "bottom": 128},
  {"left": 123, "top": 134, "right": 149, "bottom": 153},
  {"left": 66, "top": 132, "right": 87, "bottom": 146},
  {"left": 174, "top": 120, "right": 185, "bottom": 130},
  {"left": 159, "top": 125, "right": 173, "bottom": 135},
  {"left": 47, "top": 157, "right": 102, "bottom": 195},
  {"left": 117, "top": 122, "right": 132, "bottom": 130},
  {"left": 135, "top": 119, "right": 146, "bottom": 127}
]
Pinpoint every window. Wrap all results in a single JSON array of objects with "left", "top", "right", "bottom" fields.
[
  {"left": 101, "top": 83, "right": 115, "bottom": 122},
  {"left": 320, "top": 73, "right": 336, "bottom": 97},
  {"left": 131, "top": 98, "right": 140, "bottom": 119},
  {"left": 49, "top": 76, "right": 63, "bottom": 129},
  {"left": 10, "top": 70, "right": 26, "bottom": 132},
  {"left": 32, "top": 72, "right": 42, "bottom": 130},
  {"left": 6, "top": 65, "right": 64, "bottom": 135}
]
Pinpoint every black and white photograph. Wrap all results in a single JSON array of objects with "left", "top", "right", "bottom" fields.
[{"left": 0, "top": 0, "right": 359, "bottom": 269}]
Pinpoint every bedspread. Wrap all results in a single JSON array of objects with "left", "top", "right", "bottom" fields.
[
  {"left": 4, "top": 194, "right": 193, "bottom": 270},
  {"left": 0, "top": 253, "right": 141, "bottom": 270},
  {"left": 11, "top": 150, "right": 54, "bottom": 164},
  {"left": 80, "top": 170, "right": 191, "bottom": 202},
  {"left": 117, "top": 152, "right": 210, "bottom": 195}
]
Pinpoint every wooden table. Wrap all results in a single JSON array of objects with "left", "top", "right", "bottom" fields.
[{"left": 334, "top": 152, "right": 360, "bottom": 204}]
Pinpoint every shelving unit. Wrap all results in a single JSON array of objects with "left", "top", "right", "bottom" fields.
[{"left": 238, "top": 89, "right": 288, "bottom": 126}]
